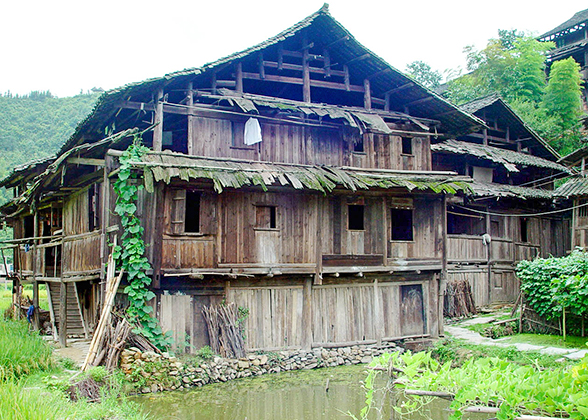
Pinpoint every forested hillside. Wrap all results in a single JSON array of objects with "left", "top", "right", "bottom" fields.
[{"left": 0, "top": 91, "right": 100, "bottom": 204}]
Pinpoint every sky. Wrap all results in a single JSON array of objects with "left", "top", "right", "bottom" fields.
[{"left": 1, "top": 0, "right": 587, "bottom": 98}]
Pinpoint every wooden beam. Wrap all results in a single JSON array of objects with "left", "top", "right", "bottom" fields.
[
  {"left": 363, "top": 79, "right": 371, "bottom": 110},
  {"left": 262, "top": 61, "right": 346, "bottom": 77},
  {"left": 258, "top": 53, "right": 265, "bottom": 80},
  {"left": 384, "top": 82, "right": 414, "bottom": 95},
  {"left": 59, "top": 281, "right": 67, "bottom": 347},
  {"left": 343, "top": 65, "right": 350, "bottom": 91},
  {"left": 67, "top": 158, "right": 105, "bottom": 167},
  {"left": 345, "top": 53, "right": 370, "bottom": 65},
  {"left": 153, "top": 88, "right": 164, "bottom": 152},
  {"left": 187, "top": 82, "right": 194, "bottom": 155},
  {"left": 368, "top": 68, "right": 392, "bottom": 80},
  {"left": 241, "top": 72, "right": 365, "bottom": 93},
  {"left": 406, "top": 96, "right": 434, "bottom": 107},
  {"left": 303, "top": 46, "right": 311, "bottom": 103},
  {"left": 326, "top": 35, "right": 350, "bottom": 48},
  {"left": 323, "top": 48, "right": 331, "bottom": 77},
  {"left": 236, "top": 62, "right": 243, "bottom": 93}
]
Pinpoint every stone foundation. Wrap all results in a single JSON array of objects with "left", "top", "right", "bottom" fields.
[{"left": 121, "top": 342, "right": 403, "bottom": 394}]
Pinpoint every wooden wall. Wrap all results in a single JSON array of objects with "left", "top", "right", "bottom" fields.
[{"left": 187, "top": 116, "right": 431, "bottom": 171}]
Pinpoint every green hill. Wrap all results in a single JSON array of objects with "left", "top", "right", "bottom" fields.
[{"left": 0, "top": 90, "right": 100, "bottom": 203}]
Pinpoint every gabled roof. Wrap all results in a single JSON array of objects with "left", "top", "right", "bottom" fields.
[
  {"left": 558, "top": 144, "right": 588, "bottom": 167},
  {"left": 457, "top": 94, "right": 560, "bottom": 161},
  {"left": 55, "top": 4, "right": 482, "bottom": 156},
  {"left": 540, "top": 8, "right": 588, "bottom": 40},
  {"left": 432, "top": 140, "right": 572, "bottom": 174}
]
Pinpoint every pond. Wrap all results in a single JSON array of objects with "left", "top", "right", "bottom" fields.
[{"left": 132, "top": 365, "right": 489, "bottom": 420}]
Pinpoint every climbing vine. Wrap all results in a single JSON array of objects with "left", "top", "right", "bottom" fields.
[{"left": 112, "top": 135, "right": 172, "bottom": 350}]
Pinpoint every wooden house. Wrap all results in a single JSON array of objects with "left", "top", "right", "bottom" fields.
[
  {"left": 431, "top": 95, "right": 572, "bottom": 306},
  {"left": 1, "top": 5, "right": 488, "bottom": 351},
  {"left": 539, "top": 8, "right": 588, "bottom": 110}
]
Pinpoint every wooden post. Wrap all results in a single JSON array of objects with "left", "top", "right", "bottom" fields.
[
  {"left": 384, "top": 92, "right": 390, "bottom": 112},
  {"left": 59, "top": 280, "right": 67, "bottom": 347},
  {"left": 363, "top": 79, "right": 371, "bottom": 110},
  {"left": 187, "top": 82, "right": 194, "bottom": 156},
  {"left": 32, "top": 208, "right": 40, "bottom": 330},
  {"left": 236, "top": 62, "right": 243, "bottom": 93},
  {"left": 151, "top": 183, "right": 165, "bottom": 289},
  {"left": 486, "top": 207, "right": 492, "bottom": 305},
  {"left": 373, "top": 279, "right": 383, "bottom": 344},
  {"left": 382, "top": 197, "right": 388, "bottom": 267},
  {"left": 439, "top": 196, "right": 448, "bottom": 336},
  {"left": 301, "top": 277, "right": 313, "bottom": 350},
  {"left": 314, "top": 197, "right": 323, "bottom": 285},
  {"left": 303, "top": 47, "right": 311, "bottom": 103},
  {"left": 153, "top": 88, "right": 164, "bottom": 152}
]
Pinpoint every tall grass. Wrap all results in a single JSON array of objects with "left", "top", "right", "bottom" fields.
[{"left": 0, "top": 319, "right": 53, "bottom": 382}]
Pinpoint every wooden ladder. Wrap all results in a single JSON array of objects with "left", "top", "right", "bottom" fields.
[{"left": 46, "top": 282, "right": 88, "bottom": 339}]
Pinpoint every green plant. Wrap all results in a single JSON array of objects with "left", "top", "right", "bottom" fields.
[
  {"left": 87, "top": 366, "right": 109, "bottom": 383},
  {"left": 112, "top": 136, "right": 172, "bottom": 351},
  {"left": 362, "top": 350, "right": 588, "bottom": 420},
  {"left": 195, "top": 345, "right": 214, "bottom": 360}
]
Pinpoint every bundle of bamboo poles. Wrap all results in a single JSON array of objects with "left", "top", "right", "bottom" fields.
[
  {"left": 202, "top": 303, "right": 246, "bottom": 358},
  {"left": 444, "top": 279, "right": 477, "bottom": 318},
  {"left": 81, "top": 247, "right": 124, "bottom": 372}
]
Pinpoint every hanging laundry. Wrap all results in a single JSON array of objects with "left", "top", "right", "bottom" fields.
[{"left": 244, "top": 117, "right": 263, "bottom": 145}]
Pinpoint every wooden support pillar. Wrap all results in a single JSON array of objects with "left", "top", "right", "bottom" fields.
[
  {"left": 258, "top": 53, "right": 265, "bottom": 79},
  {"left": 236, "top": 62, "right": 243, "bottom": 93},
  {"left": 344, "top": 65, "right": 350, "bottom": 91},
  {"left": 486, "top": 207, "right": 492, "bottom": 305},
  {"left": 439, "top": 196, "right": 448, "bottom": 336},
  {"left": 59, "top": 280, "right": 67, "bottom": 347},
  {"left": 303, "top": 48, "right": 311, "bottom": 103},
  {"left": 384, "top": 92, "right": 390, "bottom": 112},
  {"left": 382, "top": 197, "right": 388, "bottom": 267},
  {"left": 373, "top": 279, "right": 383, "bottom": 344},
  {"left": 314, "top": 197, "right": 323, "bottom": 285},
  {"left": 153, "top": 88, "right": 164, "bottom": 152},
  {"left": 323, "top": 48, "right": 331, "bottom": 77},
  {"left": 363, "top": 79, "right": 371, "bottom": 110},
  {"left": 187, "top": 82, "right": 194, "bottom": 156},
  {"left": 301, "top": 277, "right": 313, "bottom": 350},
  {"left": 151, "top": 183, "right": 165, "bottom": 289},
  {"left": 211, "top": 71, "right": 217, "bottom": 95},
  {"left": 31, "top": 208, "right": 40, "bottom": 330}
]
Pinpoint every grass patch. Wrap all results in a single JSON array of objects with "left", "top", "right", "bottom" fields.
[
  {"left": 499, "top": 333, "right": 588, "bottom": 349},
  {"left": 0, "top": 282, "right": 48, "bottom": 312},
  {"left": 432, "top": 337, "right": 576, "bottom": 368},
  {"left": 0, "top": 318, "right": 54, "bottom": 382}
]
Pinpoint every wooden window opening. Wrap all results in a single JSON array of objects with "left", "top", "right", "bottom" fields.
[
  {"left": 256, "top": 205, "right": 277, "bottom": 229},
  {"left": 401, "top": 137, "right": 413, "bottom": 155},
  {"left": 185, "top": 191, "right": 201, "bottom": 233},
  {"left": 391, "top": 208, "right": 413, "bottom": 241},
  {"left": 353, "top": 138, "right": 364, "bottom": 153},
  {"left": 348, "top": 205, "right": 364, "bottom": 230},
  {"left": 520, "top": 218, "right": 528, "bottom": 243},
  {"left": 88, "top": 184, "right": 100, "bottom": 231}
]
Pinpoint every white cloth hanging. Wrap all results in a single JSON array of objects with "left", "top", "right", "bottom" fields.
[{"left": 244, "top": 117, "right": 263, "bottom": 145}]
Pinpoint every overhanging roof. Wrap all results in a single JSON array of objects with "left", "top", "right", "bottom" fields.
[
  {"left": 431, "top": 140, "right": 572, "bottom": 174},
  {"left": 554, "top": 176, "right": 588, "bottom": 197},
  {"left": 135, "top": 151, "right": 473, "bottom": 195}
]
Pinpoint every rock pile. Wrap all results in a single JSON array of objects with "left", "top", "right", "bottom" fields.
[{"left": 120, "top": 342, "right": 402, "bottom": 394}]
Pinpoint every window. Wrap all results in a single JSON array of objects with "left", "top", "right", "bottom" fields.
[
  {"left": 391, "top": 208, "right": 413, "bottom": 241},
  {"left": 401, "top": 137, "right": 412, "bottom": 155},
  {"left": 24, "top": 215, "right": 34, "bottom": 238},
  {"left": 579, "top": 199, "right": 588, "bottom": 218},
  {"left": 88, "top": 184, "right": 100, "bottom": 231},
  {"left": 447, "top": 208, "right": 485, "bottom": 235},
  {"left": 472, "top": 166, "right": 494, "bottom": 183},
  {"left": 184, "top": 191, "right": 201, "bottom": 233},
  {"left": 348, "top": 205, "right": 364, "bottom": 230},
  {"left": 256, "top": 206, "right": 277, "bottom": 229},
  {"left": 520, "top": 218, "right": 528, "bottom": 243},
  {"left": 353, "top": 138, "right": 364, "bottom": 153}
]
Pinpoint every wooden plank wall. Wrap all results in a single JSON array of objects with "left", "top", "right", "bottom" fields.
[
  {"left": 221, "top": 191, "right": 318, "bottom": 265},
  {"left": 187, "top": 116, "right": 431, "bottom": 171},
  {"left": 225, "top": 276, "right": 434, "bottom": 351},
  {"left": 388, "top": 197, "right": 441, "bottom": 259}
]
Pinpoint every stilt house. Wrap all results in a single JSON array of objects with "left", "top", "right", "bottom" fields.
[
  {"left": 431, "top": 95, "right": 572, "bottom": 306},
  {"left": 2, "top": 5, "right": 491, "bottom": 351}
]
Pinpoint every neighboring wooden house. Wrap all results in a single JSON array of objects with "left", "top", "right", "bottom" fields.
[
  {"left": 539, "top": 8, "right": 588, "bottom": 109},
  {"left": 556, "top": 146, "right": 588, "bottom": 249},
  {"left": 431, "top": 95, "right": 572, "bottom": 306}
]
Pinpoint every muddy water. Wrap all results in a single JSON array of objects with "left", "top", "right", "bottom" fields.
[{"left": 132, "top": 365, "right": 487, "bottom": 420}]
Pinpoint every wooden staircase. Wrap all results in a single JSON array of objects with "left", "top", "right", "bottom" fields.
[{"left": 47, "top": 282, "right": 88, "bottom": 338}]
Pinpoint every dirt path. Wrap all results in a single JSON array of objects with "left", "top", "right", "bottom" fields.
[{"left": 51, "top": 338, "right": 91, "bottom": 366}]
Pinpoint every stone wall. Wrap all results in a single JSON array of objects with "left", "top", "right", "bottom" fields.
[{"left": 120, "top": 342, "right": 403, "bottom": 394}]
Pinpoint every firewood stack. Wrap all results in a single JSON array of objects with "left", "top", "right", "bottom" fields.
[
  {"left": 202, "top": 303, "right": 246, "bottom": 358},
  {"left": 444, "top": 279, "right": 477, "bottom": 318}
]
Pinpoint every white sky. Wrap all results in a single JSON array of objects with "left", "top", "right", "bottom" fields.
[{"left": 1, "top": 0, "right": 586, "bottom": 98}]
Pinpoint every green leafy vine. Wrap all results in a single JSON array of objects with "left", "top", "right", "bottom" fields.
[{"left": 112, "top": 135, "right": 171, "bottom": 350}]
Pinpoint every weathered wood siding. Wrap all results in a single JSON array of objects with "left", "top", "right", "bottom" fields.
[
  {"left": 187, "top": 116, "right": 431, "bottom": 171},
  {"left": 62, "top": 188, "right": 101, "bottom": 275},
  {"left": 225, "top": 275, "right": 436, "bottom": 351},
  {"left": 220, "top": 191, "right": 318, "bottom": 265}
]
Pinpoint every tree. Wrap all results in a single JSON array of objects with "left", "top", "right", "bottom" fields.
[
  {"left": 544, "top": 57, "right": 584, "bottom": 131},
  {"left": 405, "top": 61, "right": 443, "bottom": 89}
]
